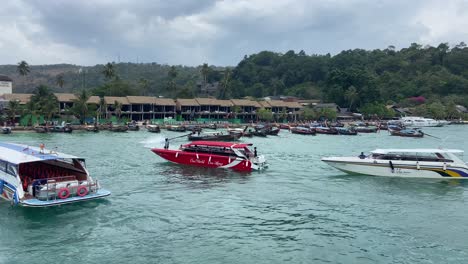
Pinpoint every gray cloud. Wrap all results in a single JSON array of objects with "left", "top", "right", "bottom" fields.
[{"left": 0, "top": 0, "right": 466, "bottom": 66}]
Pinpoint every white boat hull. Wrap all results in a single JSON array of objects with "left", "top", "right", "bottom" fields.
[{"left": 322, "top": 158, "right": 468, "bottom": 179}]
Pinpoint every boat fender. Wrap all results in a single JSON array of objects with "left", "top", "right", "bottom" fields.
[
  {"left": 175, "top": 152, "right": 179, "bottom": 158},
  {"left": 58, "top": 187, "right": 70, "bottom": 199},
  {"left": 228, "top": 158, "right": 231, "bottom": 163},
  {"left": 416, "top": 161, "right": 420, "bottom": 170},
  {"left": 389, "top": 161, "right": 395, "bottom": 173},
  {"left": 208, "top": 156, "right": 211, "bottom": 162},
  {"left": 443, "top": 163, "right": 446, "bottom": 171},
  {"left": 76, "top": 186, "right": 88, "bottom": 197},
  {"left": 196, "top": 154, "right": 199, "bottom": 159}
]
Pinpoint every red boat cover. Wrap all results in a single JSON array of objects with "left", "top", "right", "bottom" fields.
[{"left": 183, "top": 141, "right": 252, "bottom": 149}]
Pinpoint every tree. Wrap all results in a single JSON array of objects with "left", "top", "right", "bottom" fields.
[
  {"left": 113, "top": 100, "right": 123, "bottom": 120},
  {"left": 344, "top": 85, "right": 359, "bottom": 110},
  {"left": 71, "top": 90, "right": 90, "bottom": 124},
  {"left": 201, "top": 63, "right": 210, "bottom": 92},
  {"left": 138, "top": 78, "right": 150, "bottom": 96},
  {"left": 7, "top": 100, "right": 21, "bottom": 124},
  {"left": 257, "top": 108, "right": 273, "bottom": 121},
  {"left": 219, "top": 69, "right": 231, "bottom": 99},
  {"left": 29, "top": 85, "right": 59, "bottom": 122},
  {"left": 168, "top": 66, "right": 178, "bottom": 96},
  {"left": 102, "top": 62, "right": 116, "bottom": 80},
  {"left": 56, "top": 74, "right": 65, "bottom": 89},
  {"left": 17, "top": 61, "right": 30, "bottom": 76}
]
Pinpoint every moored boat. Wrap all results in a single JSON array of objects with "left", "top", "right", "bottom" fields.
[
  {"left": 85, "top": 125, "right": 99, "bottom": 132},
  {"left": 151, "top": 141, "right": 267, "bottom": 172},
  {"left": 146, "top": 124, "right": 161, "bottom": 133},
  {"left": 336, "top": 127, "right": 358, "bottom": 135},
  {"left": 401, "top": 116, "right": 445, "bottom": 127},
  {"left": 0, "top": 142, "right": 110, "bottom": 207},
  {"left": 50, "top": 124, "right": 73, "bottom": 133},
  {"left": 322, "top": 149, "right": 468, "bottom": 179},
  {"left": 353, "top": 126, "right": 377, "bottom": 133},
  {"left": 290, "top": 127, "right": 316, "bottom": 135},
  {"left": 34, "top": 126, "right": 49, "bottom": 133},
  {"left": 109, "top": 125, "right": 128, "bottom": 132},
  {"left": 315, "top": 127, "right": 338, "bottom": 135},
  {"left": 127, "top": 123, "right": 140, "bottom": 131},
  {"left": 166, "top": 125, "right": 187, "bottom": 132},
  {"left": 389, "top": 128, "right": 424, "bottom": 138},
  {"left": 1, "top": 127, "right": 12, "bottom": 134}
]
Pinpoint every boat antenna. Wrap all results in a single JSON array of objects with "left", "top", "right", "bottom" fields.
[{"left": 167, "top": 133, "right": 193, "bottom": 141}]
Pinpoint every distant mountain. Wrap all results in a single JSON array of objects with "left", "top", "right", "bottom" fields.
[{"left": 0, "top": 63, "right": 220, "bottom": 96}]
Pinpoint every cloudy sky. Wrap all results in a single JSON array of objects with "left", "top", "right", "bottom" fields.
[{"left": 1, "top": 0, "right": 467, "bottom": 66}]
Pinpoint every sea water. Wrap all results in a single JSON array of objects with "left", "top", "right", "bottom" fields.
[{"left": 0, "top": 126, "right": 467, "bottom": 264}]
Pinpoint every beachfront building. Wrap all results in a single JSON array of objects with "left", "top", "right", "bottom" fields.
[
  {"left": 0, "top": 75, "right": 13, "bottom": 95},
  {"left": 55, "top": 93, "right": 77, "bottom": 113},
  {"left": 104, "top": 96, "right": 131, "bottom": 120},
  {"left": 176, "top": 99, "right": 200, "bottom": 120},
  {"left": 153, "top": 98, "right": 176, "bottom": 119},
  {"left": 230, "top": 99, "right": 261, "bottom": 122}
]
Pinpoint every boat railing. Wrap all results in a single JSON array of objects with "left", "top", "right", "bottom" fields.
[{"left": 31, "top": 176, "right": 100, "bottom": 201}]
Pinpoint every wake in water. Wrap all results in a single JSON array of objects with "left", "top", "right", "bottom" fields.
[{"left": 140, "top": 135, "right": 166, "bottom": 148}]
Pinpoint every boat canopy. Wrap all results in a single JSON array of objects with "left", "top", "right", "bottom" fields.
[
  {"left": 371, "top": 149, "right": 464, "bottom": 154},
  {"left": 184, "top": 141, "right": 252, "bottom": 149},
  {"left": 0, "top": 142, "right": 80, "bottom": 165}
]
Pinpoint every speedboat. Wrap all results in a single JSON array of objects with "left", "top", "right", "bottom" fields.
[
  {"left": 151, "top": 141, "right": 267, "bottom": 172},
  {"left": 0, "top": 142, "right": 110, "bottom": 207},
  {"left": 322, "top": 149, "right": 468, "bottom": 178},
  {"left": 401, "top": 116, "right": 445, "bottom": 127}
]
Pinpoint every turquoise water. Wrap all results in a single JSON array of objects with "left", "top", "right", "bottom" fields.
[{"left": 1, "top": 127, "right": 468, "bottom": 264}]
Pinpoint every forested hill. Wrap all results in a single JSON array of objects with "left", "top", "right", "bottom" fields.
[{"left": 2, "top": 42, "right": 468, "bottom": 109}]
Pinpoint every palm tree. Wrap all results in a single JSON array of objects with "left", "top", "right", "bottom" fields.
[
  {"left": 98, "top": 97, "right": 106, "bottom": 121},
  {"left": 168, "top": 66, "right": 178, "bottom": 96},
  {"left": 17, "top": 61, "right": 30, "bottom": 76},
  {"left": 113, "top": 100, "right": 123, "bottom": 120},
  {"left": 138, "top": 78, "right": 149, "bottom": 95},
  {"left": 56, "top": 74, "right": 65, "bottom": 89},
  {"left": 23, "top": 101, "right": 38, "bottom": 126},
  {"left": 344, "top": 86, "right": 359, "bottom": 111},
  {"left": 201, "top": 63, "right": 210, "bottom": 93},
  {"left": 71, "top": 90, "right": 90, "bottom": 124},
  {"left": 29, "top": 85, "right": 59, "bottom": 123},
  {"left": 219, "top": 69, "right": 231, "bottom": 99},
  {"left": 102, "top": 62, "right": 116, "bottom": 80},
  {"left": 7, "top": 100, "right": 21, "bottom": 125}
]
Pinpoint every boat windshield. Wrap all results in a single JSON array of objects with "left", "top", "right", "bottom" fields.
[
  {"left": 182, "top": 145, "right": 236, "bottom": 156},
  {"left": 371, "top": 152, "right": 453, "bottom": 162}
]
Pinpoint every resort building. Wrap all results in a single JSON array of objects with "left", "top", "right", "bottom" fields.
[
  {"left": 55, "top": 93, "right": 77, "bottom": 113},
  {"left": 0, "top": 75, "right": 13, "bottom": 95},
  {"left": 230, "top": 99, "right": 261, "bottom": 122},
  {"left": 104, "top": 96, "right": 131, "bottom": 119},
  {"left": 176, "top": 99, "right": 200, "bottom": 120}
]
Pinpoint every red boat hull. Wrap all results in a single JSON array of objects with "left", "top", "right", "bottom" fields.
[{"left": 151, "top": 149, "right": 254, "bottom": 172}]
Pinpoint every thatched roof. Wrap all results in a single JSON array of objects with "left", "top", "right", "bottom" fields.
[
  {"left": 0, "top": 75, "right": 12, "bottom": 82},
  {"left": 230, "top": 99, "right": 261, "bottom": 107},
  {"left": 126, "top": 96, "right": 156, "bottom": 104},
  {"left": 87, "top": 96, "right": 101, "bottom": 104},
  {"left": 104, "top": 96, "right": 130, "bottom": 105},
  {"left": 54, "top": 93, "right": 77, "bottom": 103},
  {"left": 154, "top": 98, "right": 176, "bottom": 106},
  {"left": 1, "top": 93, "right": 32, "bottom": 104},
  {"left": 258, "top": 101, "right": 271, "bottom": 108},
  {"left": 176, "top": 99, "right": 199, "bottom": 106}
]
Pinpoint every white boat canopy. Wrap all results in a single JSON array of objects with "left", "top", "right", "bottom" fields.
[
  {"left": 0, "top": 142, "right": 80, "bottom": 165},
  {"left": 371, "top": 149, "right": 464, "bottom": 154}
]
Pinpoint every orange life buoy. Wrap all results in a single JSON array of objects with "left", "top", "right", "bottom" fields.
[
  {"left": 76, "top": 186, "right": 88, "bottom": 197},
  {"left": 58, "top": 187, "right": 70, "bottom": 199}
]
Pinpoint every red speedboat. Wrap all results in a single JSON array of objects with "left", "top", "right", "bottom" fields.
[{"left": 151, "top": 141, "right": 267, "bottom": 172}]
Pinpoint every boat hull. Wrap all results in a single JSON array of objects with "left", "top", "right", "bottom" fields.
[
  {"left": 152, "top": 149, "right": 262, "bottom": 172},
  {"left": 322, "top": 158, "right": 468, "bottom": 178},
  {"left": 19, "top": 189, "right": 111, "bottom": 207}
]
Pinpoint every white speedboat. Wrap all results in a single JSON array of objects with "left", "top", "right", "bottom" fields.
[
  {"left": 400, "top": 116, "right": 445, "bottom": 127},
  {"left": 322, "top": 149, "right": 468, "bottom": 178},
  {"left": 0, "top": 142, "right": 110, "bottom": 207}
]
